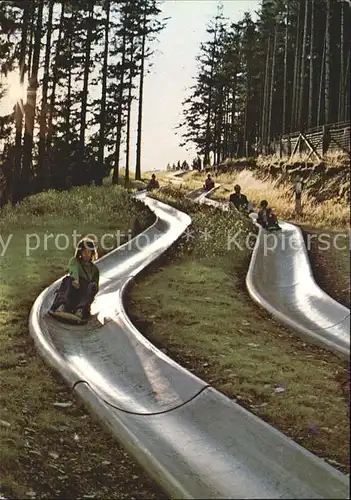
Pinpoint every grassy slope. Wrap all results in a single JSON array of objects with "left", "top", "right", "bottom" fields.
[
  {"left": 126, "top": 186, "right": 350, "bottom": 473},
  {"left": 301, "top": 226, "right": 350, "bottom": 309},
  {"left": 255, "top": 152, "right": 350, "bottom": 204},
  {"left": 179, "top": 169, "right": 350, "bottom": 230},
  {"left": 0, "top": 186, "right": 166, "bottom": 499}
]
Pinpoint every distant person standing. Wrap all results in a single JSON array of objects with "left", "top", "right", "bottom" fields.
[
  {"left": 294, "top": 175, "right": 303, "bottom": 215},
  {"left": 197, "top": 156, "right": 202, "bottom": 171},
  {"left": 204, "top": 174, "right": 215, "bottom": 191}
]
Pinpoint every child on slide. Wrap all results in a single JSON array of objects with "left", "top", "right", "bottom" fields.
[
  {"left": 49, "top": 238, "right": 100, "bottom": 321},
  {"left": 257, "top": 200, "right": 281, "bottom": 231}
]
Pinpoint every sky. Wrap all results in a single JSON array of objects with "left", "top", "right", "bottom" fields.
[
  {"left": 135, "top": 0, "right": 260, "bottom": 172},
  {"left": 0, "top": 0, "right": 260, "bottom": 173}
]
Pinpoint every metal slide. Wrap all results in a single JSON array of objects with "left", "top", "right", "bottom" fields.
[
  {"left": 246, "top": 217, "right": 350, "bottom": 359},
  {"left": 29, "top": 191, "right": 349, "bottom": 499},
  {"left": 197, "top": 186, "right": 350, "bottom": 359}
]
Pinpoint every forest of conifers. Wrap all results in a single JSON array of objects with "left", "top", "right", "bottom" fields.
[
  {"left": 180, "top": 0, "right": 350, "bottom": 165},
  {"left": 0, "top": 0, "right": 165, "bottom": 203},
  {"left": 0, "top": 0, "right": 350, "bottom": 204}
]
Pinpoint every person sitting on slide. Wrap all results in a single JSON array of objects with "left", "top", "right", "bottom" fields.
[
  {"left": 146, "top": 174, "right": 160, "bottom": 191},
  {"left": 49, "top": 238, "right": 100, "bottom": 321},
  {"left": 203, "top": 174, "right": 215, "bottom": 191},
  {"left": 257, "top": 200, "right": 281, "bottom": 230},
  {"left": 229, "top": 184, "right": 249, "bottom": 212}
]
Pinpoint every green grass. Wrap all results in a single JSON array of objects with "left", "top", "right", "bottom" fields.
[
  {"left": 0, "top": 185, "right": 165, "bottom": 499},
  {"left": 126, "top": 185, "right": 350, "bottom": 473},
  {"left": 301, "top": 226, "right": 350, "bottom": 309}
]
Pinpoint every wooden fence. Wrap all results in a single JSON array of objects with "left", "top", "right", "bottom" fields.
[{"left": 271, "top": 121, "right": 350, "bottom": 160}]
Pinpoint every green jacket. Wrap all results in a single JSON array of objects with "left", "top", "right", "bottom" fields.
[{"left": 67, "top": 257, "right": 99, "bottom": 290}]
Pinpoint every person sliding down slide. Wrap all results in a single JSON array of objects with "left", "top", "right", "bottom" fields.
[
  {"left": 203, "top": 174, "right": 215, "bottom": 191},
  {"left": 146, "top": 174, "right": 160, "bottom": 191},
  {"left": 257, "top": 200, "right": 281, "bottom": 231},
  {"left": 49, "top": 238, "right": 100, "bottom": 323},
  {"left": 229, "top": 184, "right": 253, "bottom": 214}
]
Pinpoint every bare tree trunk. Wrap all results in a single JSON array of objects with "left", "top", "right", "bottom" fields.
[
  {"left": 297, "top": 0, "right": 308, "bottom": 131},
  {"left": 324, "top": 0, "right": 330, "bottom": 124},
  {"left": 268, "top": 22, "right": 278, "bottom": 144},
  {"left": 226, "top": 95, "right": 231, "bottom": 158},
  {"left": 215, "top": 88, "right": 224, "bottom": 162},
  {"left": 261, "top": 35, "right": 271, "bottom": 150},
  {"left": 294, "top": 0, "right": 303, "bottom": 130},
  {"left": 213, "top": 106, "right": 218, "bottom": 163},
  {"left": 97, "top": 0, "right": 110, "bottom": 186},
  {"left": 37, "top": 0, "right": 54, "bottom": 191},
  {"left": 290, "top": 0, "right": 302, "bottom": 131},
  {"left": 213, "top": 93, "right": 219, "bottom": 162},
  {"left": 26, "top": 8, "right": 35, "bottom": 77},
  {"left": 204, "top": 32, "right": 217, "bottom": 166},
  {"left": 223, "top": 95, "right": 229, "bottom": 158},
  {"left": 22, "top": 0, "right": 44, "bottom": 198},
  {"left": 338, "top": 0, "right": 344, "bottom": 122},
  {"left": 125, "top": 35, "right": 135, "bottom": 187},
  {"left": 243, "top": 83, "right": 248, "bottom": 152},
  {"left": 56, "top": 21, "right": 73, "bottom": 191},
  {"left": 135, "top": 9, "right": 146, "bottom": 181},
  {"left": 65, "top": 23, "right": 73, "bottom": 146},
  {"left": 230, "top": 75, "right": 237, "bottom": 157},
  {"left": 344, "top": 52, "right": 350, "bottom": 121},
  {"left": 204, "top": 74, "right": 214, "bottom": 165},
  {"left": 219, "top": 98, "right": 224, "bottom": 161},
  {"left": 47, "top": 0, "right": 65, "bottom": 149},
  {"left": 112, "top": 32, "right": 127, "bottom": 185},
  {"left": 13, "top": 3, "right": 30, "bottom": 203},
  {"left": 308, "top": 0, "right": 314, "bottom": 129},
  {"left": 282, "top": 2, "right": 289, "bottom": 134},
  {"left": 317, "top": 36, "right": 325, "bottom": 126},
  {"left": 79, "top": 3, "right": 94, "bottom": 179}
]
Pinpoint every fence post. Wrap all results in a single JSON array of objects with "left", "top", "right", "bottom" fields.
[
  {"left": 279, "top": 136, "right": 283, "bottom": 158},
  {"left": 322, "top": 125, "right": 331, "bottom": 156},
  {"left": 287, "top": 135, "right": 291, "bottom": 157},
  {"left": 298, "top": 133, "right": 303, "bottom": 157}
]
